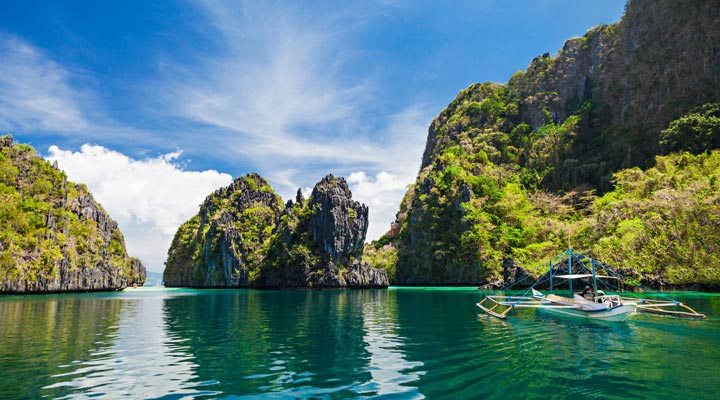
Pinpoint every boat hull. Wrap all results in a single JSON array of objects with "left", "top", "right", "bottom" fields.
[{"left": 543, "top": 303, "right": 637, "bottom": 321}]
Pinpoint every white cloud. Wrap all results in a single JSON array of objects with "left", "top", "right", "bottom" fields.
[
  {"left": 46, "top": 144, "right": 233, "bottom": 272},
  {"left": 348, "top": 171, "right": 410, "bottom": 241},
  {"left": 0, "top": 34, "right": 90, "bottom": 133},
  {"left": 2, "top": 2, "right": 438, "bottom": 269},
  {"left": 166, "top": 0, "right": 387, "bottom": 166},
  {"left": 345, "top": 105, "right": 430, "bottom": 240}
]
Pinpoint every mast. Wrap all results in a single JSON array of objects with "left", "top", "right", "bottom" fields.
[
  {"left": 568, "top": 247, "right": 573, "bottom": 296},
  {"left": 549, "top": 261, "right": 553, "bottom": 294},
  {"left": 591, "top": 258, "right": 598, "bottom": 293},
  {"left": 567, "top": 232, "right": 573, "bottom": 296}
]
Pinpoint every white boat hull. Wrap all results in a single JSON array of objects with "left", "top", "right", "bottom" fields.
[{"left": 543, "top": 303, "right": 637, "bottom": 321}]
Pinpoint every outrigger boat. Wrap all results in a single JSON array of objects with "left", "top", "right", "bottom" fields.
[{"left": 477, "top": 247, "right": 706, "bottom": 321}]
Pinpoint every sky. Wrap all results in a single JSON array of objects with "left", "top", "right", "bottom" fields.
[{"left": 0, "top": 0, "right": 626, "bottom": 272}]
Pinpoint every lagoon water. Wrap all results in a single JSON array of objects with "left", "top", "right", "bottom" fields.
[{"left": 0, "top": 287, "right": 718, "bottom": 399}]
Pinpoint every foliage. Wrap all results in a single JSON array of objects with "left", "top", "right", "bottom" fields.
[
  {"left": 0, "top": 137, "right": 136, "bottom": 283},
  {"left": 262, "top": 200, "right": 322, "bottom": 285},
  {"left": 589, "top": 152, "right": 720, "bottom": 285},
  {"left": 363, "top": 243, "right": 397, "bottom": 281},
  {"left": 164, "top": 173, "right": 284, "bottom": 286},
  {"left": 383, "top": 85, "right": 720, "bottom": 285},
  {"left": 660, "top": 103, "right": 720, "bottom": 155}
]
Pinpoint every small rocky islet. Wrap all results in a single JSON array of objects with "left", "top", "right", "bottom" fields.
[{"left": 163, "top": 173, "right": 388, "bottom": 288}]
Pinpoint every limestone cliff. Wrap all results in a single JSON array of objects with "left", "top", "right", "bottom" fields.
[
  {"left": 370, "top": 0, "right": 720, "bottom": 288},
  {"left": 421, "top": 0, "right": 720, "bottom": 191},
  {"left": 0, "top": 136, "right": 145, "bottom": 293},
  {"left": 163, "top": 173, "right": 283, "bottom": 287},
  {"left": 164, "top": 174, "right": 388, "bottom": 289},
  {"left": 263, "top": 174, "right": 387, "bottom": 288}
]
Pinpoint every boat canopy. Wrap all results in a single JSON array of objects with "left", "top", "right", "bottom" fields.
[{"left": 554, "top": 274, "right": 619, "bottom": 280}]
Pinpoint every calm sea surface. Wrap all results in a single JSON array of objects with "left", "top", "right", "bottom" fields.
[{"left": 0, "top": 287, "right": 718, "bottom": 399}]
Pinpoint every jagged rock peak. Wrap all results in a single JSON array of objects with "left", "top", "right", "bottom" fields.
[
  {"left": 296, "top": 188, "right": 305, "bottom": 204},
  {"left": 201, "top": 173, "right": 282, "bottom": 218},
  {"left": 312, "top": 174, "right": 351, "bottom": 197},
  {"left": 309, "top": 174, "right": 369, "bottom": 264},
  {"left": 164, "top": 172, "right": 387, "bottom": 289},
  {"left": 0, "top": 134, "right": 13, "bottom": 148}
]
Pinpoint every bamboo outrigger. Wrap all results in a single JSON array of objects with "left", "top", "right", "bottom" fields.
[{"left": 477, "top": 247, "right": 706, "bottom": 321}]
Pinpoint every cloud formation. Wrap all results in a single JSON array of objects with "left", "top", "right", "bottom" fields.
[
  {"left": 0, "top": 34, "right": 89, "bottom": 133},
  {"left": 2, "top": 2, "right": 436, "bottom": 270},
  {"left": 47, "top": 145, "right": 233, "bottom": 272},
  {"left": 172, "top": 1, "right": 374, "bottom": 165},
  {"left": 348, "top": 171, "right": 409, "bottom": 241}
]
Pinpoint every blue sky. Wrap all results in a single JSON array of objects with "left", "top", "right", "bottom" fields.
[{"left": 0, "top": 0, "right": 626, "bottom": 271}]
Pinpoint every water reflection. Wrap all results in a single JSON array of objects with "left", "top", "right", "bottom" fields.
[
  {"left": 0, "top": 294, "right": 122, "bottom": 398},
  {"left": 160, "top": 289, "right": 381, "bottom": 397},
  {"left": 43, "top": 292, "right": 210, "bottom": 399},
  {"left": 0, "top": 288, "right": 717, "bottom": 399},
  {"left": 357, "top": 290, "right": 424, "bottom": 398}
]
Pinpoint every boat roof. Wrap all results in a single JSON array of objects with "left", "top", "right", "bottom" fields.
[{"left": 554, "top": 274, "right": 619, "bottom": 280}]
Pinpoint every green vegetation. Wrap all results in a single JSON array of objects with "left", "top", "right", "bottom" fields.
[
  {"left": 0, "top": 136, "right": 136, "bottom": 284},
  {"left": 660, "top": 103, "right": 720, "bottom": 155},
  {"left": 589, "top": 152, "right": 720, "bottom": 285},
  {"left": 164, "top": 173, "right": 284, "bottom": 286},
  {"left": 377, "top": 0, "right": 720, "bottom": 287},
  {"left": 363, "top": 239, "right": 397, "bottom": 281},
  {"left": 376, "top": 95, "right": 720, "bottom": 286},
  {"left": 262, "top": 198, "right": 323, "bottom": 285}
]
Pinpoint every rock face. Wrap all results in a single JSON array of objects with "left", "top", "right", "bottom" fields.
[
  {"left": 368, "top": 0, "right": 720, "bottom": 287},
  {"left": 164, "top": 173, "right": 388, "bottom": 289},
  {"left": 263, "top": 174, "right": 386, "bottom": 288},
  {"left": 502, "top": 258, "right": 535, "bottom": 288},
  {"left": 421, "top": 0, "right": 720, "bottom": 190},
  {"left": 0, "top": 136, "right": 145, "bottom": 294},
  {"left": 344, "top": 261, "right": 390, "bottom": 288},
  {"left": 308, "top": 175, "right": 368, "bottom": 264},
  {"left": 163, "top": 174, "right": 283, "bottom": 287}
]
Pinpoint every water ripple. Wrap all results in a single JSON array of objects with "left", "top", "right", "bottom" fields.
[{"left": 0, "top": 288, "right": 718, "bottom": 399}]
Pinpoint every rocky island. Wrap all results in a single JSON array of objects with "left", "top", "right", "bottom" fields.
[
  {"left": 0, "top": 136, "right": 145, "bottom": 293},
  {"left": 364, "top": 0, "right": 720, "bottom": 290},
  {"left": 163, "top": 174, "right": 388, "bottom": 288}
]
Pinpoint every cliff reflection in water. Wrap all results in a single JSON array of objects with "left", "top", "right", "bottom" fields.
[
  {"left": 0, "top": 291, "right": 206, "bottom": 399},
  {"left": 0, "top": 294, "right": 123, "bottom": 398},
  {"left": 1, "top": 289, "right": 717, "bottom": 399},
  {"left": 43, "top": 291, "right": 209, "bottom": 398},
  {"left": 160, "top": 289, "right": 415, "bottom": 397}
]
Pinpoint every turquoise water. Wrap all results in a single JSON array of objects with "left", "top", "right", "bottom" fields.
[{"left": 0, "top": 287, "right": 718, "bottom": 399}]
